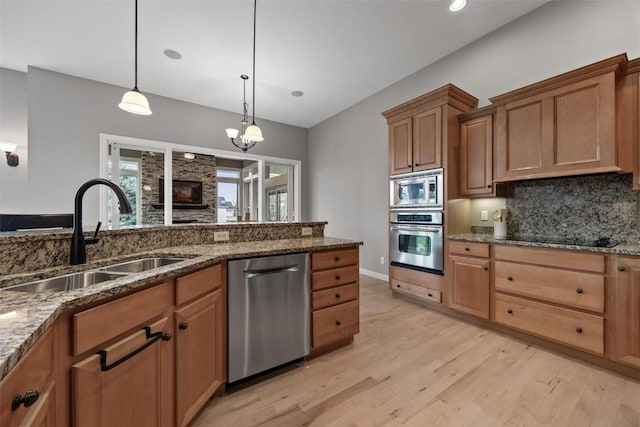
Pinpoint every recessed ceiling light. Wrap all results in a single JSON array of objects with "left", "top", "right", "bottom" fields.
[
  {"left": 291, "top": 90, "right": 304, "bottom": 97},
  {"left": 163, "top": 49, "right": 182, "bottom": 60},
  {"left": 184, "top": 152, "right": 195, "bottom": 160},
  {"left": 449, "top": 0, "right": 466, "bottom": 12}
]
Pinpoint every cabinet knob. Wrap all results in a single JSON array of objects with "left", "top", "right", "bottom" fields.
[
  {"left": 11, "top": 389, "right": 39, "bottom": 411},
  {"left": 576, "top": 288, "right": 583, "bottom": 294},
  {"left": 428, "top": 293, "right": 433, "bottom": 297},
  {"left": 507, "top": 276, "right": 513, "bottom": 281},
  {"left": 507, "top": 309, "right": 513, "bottom": 314},
  {"left": 464, "top": 247, "right": 470, "bottom": 251},
  {"left": 415, "top": 163, "right": 419, "bottom": 167},
  {"left": 483, "top": 265, "right": 489, "bottom": 271},
  {"left": 335, "top": 293, "right": 341, "bottom": 299},
  {"left": 335, "top": 256, "right": 341, "bottom": 262},
  {"left": 618, "top": 266, "right": 626, "bottom": 272},
  {"left": 179, "top": 322, "right": 189, "bottom": 330},
  {"left": 576, "top": 327, "right": 583, "bottom": 334},
  {"left": 335, "top": 320, "right": 342, "bottom": 326},
  {"left": 336, "top": 275, "right": 342, "bottom": 280},
  {"left": 396, "top": 284, "right": 401, "bottom": 288},
  {"left": 487, "top": 185, "right": 492, "bottom": 188},
  {"left": 162, "top": 333, "right": 173, "bottom": 341}
]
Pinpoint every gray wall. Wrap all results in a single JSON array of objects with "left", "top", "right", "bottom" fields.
[
  {"left": 309, "top": 1, "right": 640, "bottom": 276},
  {"left": 3, "top": 66, "right": 308, "bottom": 223}
]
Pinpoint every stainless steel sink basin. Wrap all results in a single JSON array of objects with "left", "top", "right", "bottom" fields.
[
  {"left": 2, "top": 271, "right": 129, "bottom": 293},
  {"left": 98, "top": 257, "right": 186, "bottom": 273}
]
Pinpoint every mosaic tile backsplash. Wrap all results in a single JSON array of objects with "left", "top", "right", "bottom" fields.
[{"left": 504, "top": 173, "right": 640, "bottom": 244}]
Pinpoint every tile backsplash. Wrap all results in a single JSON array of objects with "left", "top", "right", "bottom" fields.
[{"left": 505, "top": 173, "right": 640, "bottom": 244}]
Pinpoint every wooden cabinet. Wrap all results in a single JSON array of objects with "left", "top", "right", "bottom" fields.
[
  {"left": 448, "top": 241, "right": 490, "bottom": 319},
  {"left": 0, "top": 330, "right": 55, "bottom": 427},
  {"left": 174, "top": 265, "right": 226, "bottom": 427},
  {"left": 389, "top": 264, "right": 442, "bottom": 304},
  {"left": 611, "top": 257, "right": 640, "bottom": 368},
  {"left": 491, "top": 54, "right": 630, "bottom": 182},
  {"left": 458, "top": 108, "right": 495, "bottom": 197},
  {"left": 311, "top": 248, "right": 360, "bottom": 350},
  {"left": 493, "top": 245, "right": 606, "bottom": 355},
  {"left": 383, "top": 85, "right": 477, "bottom": 176}
]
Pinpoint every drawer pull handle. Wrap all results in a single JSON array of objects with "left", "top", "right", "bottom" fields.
[
  {"left": 507, "top": 276, "right": 513, "bottom": 281},
  {"left": 335, "top": 293, "right": 341, "bottom": 298},
  {"left": 335, "top": 256, "right": 341, "bottom": 262},
  {"left": 618, "top": 266, "right": 626, "bottom": 272},
  {"left": 507, "top": 309, "right": 513, "bottom": 314},
  {"left": 576, "top": 327, "right": 583, "bottom": 334},
  {"left": 335, "top": 320, "right": 342, "bottom": 326},
  {"left": 98, "top": 326, "right": 166, "bottom": 372},
  {"left": 11, "top": 389, "right": 39, "bottom": 411},
  {"left": 336, "top": 275, "right": 341, "bottom": 280},
  {"left": 576, "top": 288, "right": 583, "bottom": 294},
  {"left": 179, "top": 322, "right": 189, "bottom": 330}
]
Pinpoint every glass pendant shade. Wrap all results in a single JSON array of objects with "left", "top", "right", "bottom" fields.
[
  {"left": 119, "top": 88, "right": 152, "bottom": 115},
  {"left": 244, "top": 123, "right": 264, "bottom": 142},
  {"left": 0, "top": 142, "right": 17, "bottom": 153},
  {"left": 449, "top": 0, "right": 466, "bottom": 12},
  {"left": 226, "top": 128, "right": 240, "bottom": 139}
]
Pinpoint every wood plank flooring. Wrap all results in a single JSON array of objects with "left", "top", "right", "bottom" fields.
[{"left": 193, "top": 275, "right": 640, "bottom": 426}]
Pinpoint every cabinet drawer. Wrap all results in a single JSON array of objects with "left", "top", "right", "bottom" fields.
[
  {"left": 495, "top": 293, "right": 604, "bottom": 355},
  {"left": 448, "top": 241, "right": 490, "bottom": 258},
  {"left": 0, "top": 329, "right": 54, "bottom": 427},
  {"left": 389, "top": 265, "right": 443, "bottom": 291},
  {"left": 312, "top": 248, "right": 358, "bottom": 271},
  {"left": 312, "top": 300, "right": 359, "bottom": 349},
  {"left": 494, "top": 245, "right": 605, "bottom": 273},
  {"left": 312, "top": 265, "right": 359, "bottom": 291},
  {"left": 495, "top": 261, "right": 605, "bottom": 313},
  {"left": 391, "top": 279, "right": 441, "bottom": 304},
  {"left": 313, "top": 283, "right": 359, "bottom": 310},
  {"left": 73, "top": 280, "right": 173, "bottom": 356},
  {"left": 176, "top": 263, "right": 223, "bottom": 305}
]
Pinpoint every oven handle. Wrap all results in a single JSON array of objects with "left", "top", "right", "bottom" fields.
[{"left": 390, "top": 225, "right": 441, "bottom": 233}]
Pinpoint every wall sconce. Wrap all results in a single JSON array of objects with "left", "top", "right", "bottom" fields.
[{"left": 0, "top": 143, "right": 18, "bottom": 167}]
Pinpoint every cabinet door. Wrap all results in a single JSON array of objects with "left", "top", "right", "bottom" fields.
[
  {"left": 413, "top": 106, "right": 442, "bottom": 171},
  {"left": 72, "top": 318, "right": 173, "bottom": 427},
  {"left": 175, "top": 290, "right": 225, "bottom": 427},
  {"left": 389, "top": 118, "right": 413, "bottom": 175},
  {"left": 612, "top": 257, "right": 640, "bottom": 368},
  {"left": 448, "top": 255, "right": 490, "bottom": 319},
  {"left": 460, "top": 115, "right": 493, "bottom": 196}
]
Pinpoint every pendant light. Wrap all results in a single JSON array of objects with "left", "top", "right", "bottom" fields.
[
  {"left": 119, "top": 0, "right": 152, "bottom": 115},
  {"left": 226, "top": 0, "right": 263, "bottom": 150}
]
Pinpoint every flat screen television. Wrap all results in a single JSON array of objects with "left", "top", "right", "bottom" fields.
[{"left": 159, "top": 179, "right": 203, "bottom": 204}]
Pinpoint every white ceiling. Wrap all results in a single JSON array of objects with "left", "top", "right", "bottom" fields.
[{"left": 0, "top": 0, "right": 549, "bottom": 128}]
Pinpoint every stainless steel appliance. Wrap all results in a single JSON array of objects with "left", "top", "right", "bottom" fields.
[
  {"left": 390, "top": 211, "right": 443, "bottom": 274},
  {"left": 227, "top": 253, "right": 310, "bottom": 383},
  {"left": 390, "top": 169, "right": 443, "bottom": 210}
]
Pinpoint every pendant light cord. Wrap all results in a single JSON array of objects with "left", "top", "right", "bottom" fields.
[
  {"left": 251, "top": 0, "right": 257, "bottom": 123},
  {"left": 134, "top": 0, "right": 138, "bottom": 90}
]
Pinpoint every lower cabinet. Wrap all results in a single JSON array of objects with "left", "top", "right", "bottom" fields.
[
  {"left": 0, "top": 329, "right": 55, "bottom": 427},
  {"left": 389, "top": 265, "right": 442, "bottom": 304},
  {"left": 447, "top": 241, "right": 490, "bottom": 319},
  {"left": 612, "top": 256, "right": 640, "bottom": 368},
  {"left": 72, "top": 318, "right": 174, "bottom": 427}
]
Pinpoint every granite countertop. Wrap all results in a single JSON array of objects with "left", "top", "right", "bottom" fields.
[
  {"left": 0, "top": 236, "right": 360, "bottom": 382},
  {"left": 448, "top": 233, "right": 640, "bottom": 256}
]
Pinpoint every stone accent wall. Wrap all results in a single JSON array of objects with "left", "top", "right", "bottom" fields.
[
  {"left": 141, "top": 152, "right": 217, "bottom": 224},
  {"left": 505, "top": 173, "right": 640, "bottom": 244}
]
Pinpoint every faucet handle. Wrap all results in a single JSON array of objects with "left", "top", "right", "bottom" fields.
[{"left": 85, "top": 221, "right": 102, "bottom": 245}]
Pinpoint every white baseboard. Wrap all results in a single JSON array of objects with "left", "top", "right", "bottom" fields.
[{"left": 359, "top": 268, "right": 389, "bottom": 282}]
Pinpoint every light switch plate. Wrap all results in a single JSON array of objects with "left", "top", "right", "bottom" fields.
[
  {"left": 301, "top": 227, "right": 313, "bottom": 236},
  {"left": 214, "top": 231, "right": 230, "bottom": 241},
  {"left": 481, "top": 210, "right": 489, "bottom": 221}
]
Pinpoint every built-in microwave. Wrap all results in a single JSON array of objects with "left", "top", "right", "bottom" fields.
[{"left": 390, "top": 169, "right": 443, "bottom": 210}]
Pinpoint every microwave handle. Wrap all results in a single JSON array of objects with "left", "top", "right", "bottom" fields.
[{"left": 390, "top": 225, "right": 441, "bottom": 233}]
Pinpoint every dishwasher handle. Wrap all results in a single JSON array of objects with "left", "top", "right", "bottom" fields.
[{"left": 243, "top": 264, "right": 300, "bottom": 279}]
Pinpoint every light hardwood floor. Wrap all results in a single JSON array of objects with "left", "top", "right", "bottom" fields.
[{"left": 193, "top": 275, "right": 640, "bottom": 427}]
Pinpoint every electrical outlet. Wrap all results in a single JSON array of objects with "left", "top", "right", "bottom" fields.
[
  {"left": 301, "top": 227, "right": 313, "bottom": 236},
  {"left": 481, "top": 210, "right": 489, "bottom": 221},
  {"left": 214, "top": 231, "right": 230, "bottom": 241},
  {"left": 380, "top": 256, "right": 385, "bottom": 265}
]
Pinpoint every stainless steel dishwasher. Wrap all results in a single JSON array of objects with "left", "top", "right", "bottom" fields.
[{"left": 227, "top": 252, "right": 310, "bottom": 383}]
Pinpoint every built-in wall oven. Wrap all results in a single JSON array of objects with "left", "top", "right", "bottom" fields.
[
  {"left": 390, "top": 168, "right": 443, "bottom": 210},
  {"left": 390, "top": 211, "right": 443, "bottom": 274}
]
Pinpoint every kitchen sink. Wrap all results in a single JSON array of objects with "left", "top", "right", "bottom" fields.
[
  {"left": 2, "top": 271, "right": 129, "bottom": 293},
  {"left": 98, "top": 257, "right": 186, "bottom": 273}
]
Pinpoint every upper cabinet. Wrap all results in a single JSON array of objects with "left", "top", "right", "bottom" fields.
[
  {"left": 383, "top": 85, "right": 477, "bottom": 176},
  {"left": 624, "top": 58, "right": 640, "bottom": 190},
  {"left": 490, "top": 54, "right": 631, "bottom": 182},
  {"left": 458, "top": 106, "right": 495, "bottom": 197}
]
